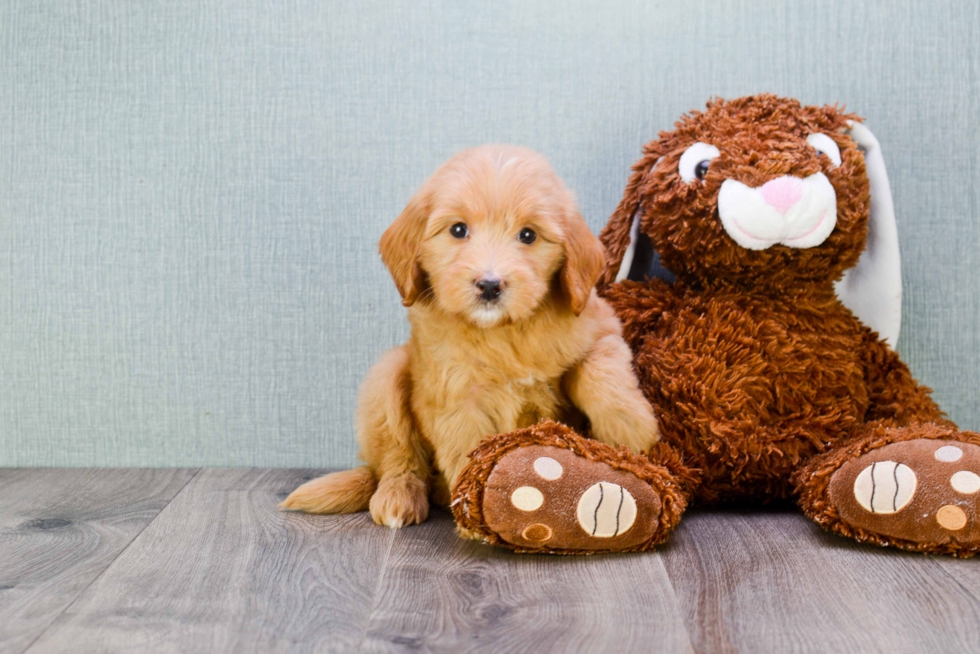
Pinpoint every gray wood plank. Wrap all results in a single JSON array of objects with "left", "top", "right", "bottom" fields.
[
  {"left": 0, "top": 468, "right": 197, "bottom": 654},
  {"left": 362, "top": 509, "right": 694, "bottom": 654},
  {"left": 927, "top": 551, "right": 980, "bottom": 620},
  {"left": 24, "top": 469, "right": 394, "bottom": 654},
  {"left": 661, "top": 507, "right": 980, "bottom": 654}
]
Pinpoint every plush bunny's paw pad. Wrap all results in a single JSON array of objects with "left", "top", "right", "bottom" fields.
[
  {"left": 829, "top": 439, "right": 980, "bottom": 546},
  {"left": 480, "top": 445, "right": 662, "bottom": 551}
]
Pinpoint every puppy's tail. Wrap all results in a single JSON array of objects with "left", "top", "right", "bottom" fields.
[{"left": 279, "top": 465, "right": 377, "bottom": 514}]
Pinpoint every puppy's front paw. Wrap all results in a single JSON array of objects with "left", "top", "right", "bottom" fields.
[
  {"left": 591, "top": 410, "right": 660, "bottom": 454},
  {"left": 369, "top": 474, "right": 429, "bottom": 528}
]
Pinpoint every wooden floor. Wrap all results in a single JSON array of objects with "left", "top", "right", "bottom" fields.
[{"left": 2, "top": 469, "right": 979, "bottom": 653}]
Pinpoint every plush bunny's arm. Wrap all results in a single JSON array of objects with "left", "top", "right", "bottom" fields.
[
  {"left": 859, "top": 329, "right": 950, "bottom": 428},
  {"left": 599, "top": 280, "right": 675, "bottom": 351}
]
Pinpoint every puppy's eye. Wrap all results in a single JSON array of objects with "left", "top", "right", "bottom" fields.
[
  {"left": 679, "top": 142, "right": 721, "bottom": 183},
  {"left": 518, "top": 228, "right": 537, "bottom": 244},
  {"left": 806, "top": 133, "right": 842, "bottom": 168},
  {"left": 450, "top": 222, "right": 468, "bottom": 239}
]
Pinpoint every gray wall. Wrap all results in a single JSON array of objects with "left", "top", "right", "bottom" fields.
[{"left": 1, "top": 0, "right": 977, "bottom": 467}]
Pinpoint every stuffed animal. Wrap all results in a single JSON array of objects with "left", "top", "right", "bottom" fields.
[{"left": 452, "top": 94, "right": 980, "bottom": 557}]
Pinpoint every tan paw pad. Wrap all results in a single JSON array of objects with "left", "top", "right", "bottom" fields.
[
  {"left": 521, "top": 523, "right": 553, "bottom": 542},
  {"left": 936, "top": 505, "right": 968, "bottom": 531}
]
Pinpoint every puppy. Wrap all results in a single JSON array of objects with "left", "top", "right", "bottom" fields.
[{"left": 282, "top": 145, "right": 659, "bottom": 530}]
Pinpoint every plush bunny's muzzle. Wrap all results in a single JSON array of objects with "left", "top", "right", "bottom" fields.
[{"left": 717, "top": 173, "right": 838, "bottom": 251}]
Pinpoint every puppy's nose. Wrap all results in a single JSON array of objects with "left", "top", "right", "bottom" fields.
[
  {"left": 475, "top": 276, "right": 503, "bottom": 301},
  {"left": 760, "top": 176, "right": 804, "bottom": 214}
]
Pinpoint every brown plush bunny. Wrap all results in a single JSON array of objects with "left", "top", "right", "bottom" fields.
[{"left": 452, "top": 95, "right": 980, "bottom": 557}]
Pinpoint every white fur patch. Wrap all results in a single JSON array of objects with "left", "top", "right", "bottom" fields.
[
  {"left": 717, "top": 173, "right": 837, "bottom": 250},
  {"left": 469, "top": 305, "right": 506, "bottom": 327}
]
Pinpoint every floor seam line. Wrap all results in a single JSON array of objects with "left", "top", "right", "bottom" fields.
[
  {"left": 356, "top": 525, "right": 397, "bottom": 652},
  {"left": 659, "top": 553, "right": 699, "bottom": 654},
  {"left": 926, "top": 556, "right": 980, "bottom": 602},
  {"left": 17, "top": 467, "right": 203, "bottom": 654}
]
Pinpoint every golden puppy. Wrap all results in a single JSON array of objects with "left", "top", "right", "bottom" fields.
[{"left": 282, "top": 145, "right": 658, "bottom": 530}]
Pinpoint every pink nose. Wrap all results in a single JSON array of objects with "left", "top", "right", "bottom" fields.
[{"left": 760, "top": 176, "right": 804, "bottom": 214}]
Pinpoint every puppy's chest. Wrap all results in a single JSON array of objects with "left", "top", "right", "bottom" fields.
[{"left": 418, "top": 343, "right": 571, "bottom": 418}]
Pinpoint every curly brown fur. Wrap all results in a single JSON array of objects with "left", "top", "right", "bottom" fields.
[
  {"left": 451, "top": 420, "right": 692, "bottom": 554},
  {"left": 594, "top": 94, "right": 976, "bottom": 555}
]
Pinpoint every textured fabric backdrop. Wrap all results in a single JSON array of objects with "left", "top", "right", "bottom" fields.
[{"left": 1, "top": 0, "right": 977, "bottom": 467}]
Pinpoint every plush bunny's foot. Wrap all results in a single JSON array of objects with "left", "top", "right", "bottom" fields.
[
  {"left": 478, "top": 444, "right": 663, "bottom": 550},
  {"left": 797, "top": 423, "right": 980, "bottom": 557},
  {"left": 451, "top": 420, "right": 690, "bottom": 554}
]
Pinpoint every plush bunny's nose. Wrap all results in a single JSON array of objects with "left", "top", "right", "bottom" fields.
[
  {"left": 717, "top": 172, "right": 837, "bottom": 251},
  {"left": 759, "top": 176, "right": 804, "bottom": 214}
]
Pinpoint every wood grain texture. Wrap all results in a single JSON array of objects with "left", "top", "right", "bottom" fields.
[
  {"left": 362, "top": 509, "right": 694, "bottom": 654},
  {"left": 0, "top": 468, "right": 196, "bottom": 654},
  {"left": 25, "top": 469, "right": 394, "bottom": 654},
  {"left": 661, "top": 507, "right": 980, "bottom": 654},
  {"left": 9, "top": 470, "right": 980, "bottom": 653}
]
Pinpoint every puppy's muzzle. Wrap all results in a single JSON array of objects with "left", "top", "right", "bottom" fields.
[{"left": 475, "top": 276, "right": 503, "bottom": 302}]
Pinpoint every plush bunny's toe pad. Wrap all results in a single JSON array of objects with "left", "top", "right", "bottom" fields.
[
  {"left": 829, "top": 439, "right": 980, "bottom": 548},
  {"left": 451, "top": 420, "right": 690, "bottom": 554}
]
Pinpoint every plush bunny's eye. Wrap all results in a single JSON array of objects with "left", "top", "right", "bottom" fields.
[
  {"left": 806, "top": 133, "right": 842, "bottom": 168},
  {"left": 679, "top": 142, "right": 721, "bottom": 183}
]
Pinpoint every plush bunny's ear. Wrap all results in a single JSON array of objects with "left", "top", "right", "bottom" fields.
[
  {"left": 612, "top": 203, "right": 677, "bottom": 286},
  {"left": 834, "top": 120, "right": 902, "bottom": 346},
  {"left": 614, "top": 206, "right": 643, "bottom": 283},
  {"left": 598, "top": 155, "right": 678, "bottom": 290},
  {"left": 597, "top": 175, "right": 644, "bottom": 290},
  {"left": 598, "top": 156, "right": 676, "bottom": 291}
]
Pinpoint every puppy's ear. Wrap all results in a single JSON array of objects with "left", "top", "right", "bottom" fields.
[
  {"left": 379, "top": 187, "right": 430, "bottom": 307},
  {"left": 597, "top": 144, "right": 664, "bottom": 292},
  {"left": 560, "top": 207, "right": 606, "bottom": 316}
]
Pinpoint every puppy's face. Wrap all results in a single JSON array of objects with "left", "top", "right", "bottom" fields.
[
  {"left": 380, "top": 146, "right": 604, "bottom": 326},
  {"left": 419, "top": 183, "right": 565, "bottom": 327}
]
